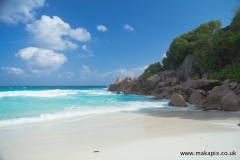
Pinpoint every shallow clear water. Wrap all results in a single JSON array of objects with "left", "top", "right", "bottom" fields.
[{"left": 0, "top": 86, "right": 176, "bottom": 126}]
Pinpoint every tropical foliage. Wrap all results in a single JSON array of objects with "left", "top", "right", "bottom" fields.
[
  {"left": 213, "top": 64, "right": 240, "bottom": 83},
  {"left": 143, "top": 62, "right": 163, "bottom": 78},
  {"left": 143, "top": 5, "right": 240, "bottom": 82}
]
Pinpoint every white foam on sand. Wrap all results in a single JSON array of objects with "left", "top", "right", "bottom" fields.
[
  {"left": 0, "top": 101, "right": 168, "bottom": 126},
  {"left": 0, "top": 98, "right": 201, "bottom": 127}
]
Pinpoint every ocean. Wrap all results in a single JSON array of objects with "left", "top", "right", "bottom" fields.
[{"left": 0, "top": 86, "right": 175, "bottom": 126}]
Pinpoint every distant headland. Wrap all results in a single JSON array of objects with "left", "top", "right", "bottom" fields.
[{"left": 108, "top": 7, "right": 240, "bottom": 112}]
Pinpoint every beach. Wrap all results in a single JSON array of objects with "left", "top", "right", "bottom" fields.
[
  {"left": 0, "top": 109, "right": 239, "bottom": 160},
  {"left": 1, "top": 0, "right": 240, "bottom": 159}
]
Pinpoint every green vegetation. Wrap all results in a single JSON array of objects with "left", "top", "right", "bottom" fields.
[
  {"left": 143, "top": 62, "right": 163, "bottom": 78},
  {"left": 162, "top": 20, "right": 221, "bottom": 70},
  {"left": 143, "top": 5, "right": 240, "bottom": 82},
  {"left": 213, "top": 64, "right": 240, "bottom": 83}
]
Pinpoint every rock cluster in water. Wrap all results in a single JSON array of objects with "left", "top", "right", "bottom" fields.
[{"left": 108, "top": 54, "right": 240, "bottom": 111}]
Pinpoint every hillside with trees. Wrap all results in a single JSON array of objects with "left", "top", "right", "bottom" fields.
[{"left": 143, "top": 5, "right": 240, "bottom": 82}]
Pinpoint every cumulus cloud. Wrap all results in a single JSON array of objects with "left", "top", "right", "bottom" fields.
[
  {"left": 15, "top": 47, "right": 67, "bottom": 74},
  {"left": 123, "top": 24, "right": 134, "bottom": 32},
  {"left": 26, "top": 15, "right": 91, "bottom": 51},
  {"left": 1, "top": 67, "right": 26, "bottom": 76},
  {"left": 0, "top": 0, "right": 45, "bottom": 24},
  {"left": 96, "top": 25, "right": 107, "bottom": 32}
]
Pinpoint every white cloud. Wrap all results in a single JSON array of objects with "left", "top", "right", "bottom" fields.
[
  {"left": 26, "top": 15, "right": 91, "bottom": 51},
  {"left": 80, "top": 65, "right": 91, "bottom": 73},
  {"left": 79, "top": 65, "right": 92, "bottom": 79},
  {"left": 79, "top": 65, "right": 109, "bottom": 79},
  {"left": 79, "top": 65, "right": 148, "bottom": 79},
  {"left": 162, "top": 52, "right": 166, "bottom": 60},
  {"left": 1, "top": 67, "right": 26, "bottom": 76},
  {"left": 64, "top": 71, "right": 74, "bottom": 77},
  {"left": 15, "top": 47, "right": 67, "bottom": 74},
  {"left": 0, "top": 39, "right": 26, "bottom": 44},
  {"left": 123, "top": 24, "right": 134, "bottom": 32},
  {"left": 82, "top": 44, "right": 93, "bottom": 53},
  {"left": 77, "top": 45, "right": 94, "bottom": 58},
  {"left": 0, "top": 0, "right": 45, "bottom": 24},
  {"left": 82, "top": 45, "right": 87, "bottom": 51},
  {"left": 77, "top": 53, "right": 94, "bottom": 59},
  {"left": 96, "top": 25, "right": 107, "bottom": 32},
  {"left": 133, "top": 65, "right": 149, "bottom": 72},
  {"left": 114, "top": 65, "right": 148, "bottom": 77},
  {"left": 58, "top": 71, "right": 75, "bottom": 78}
]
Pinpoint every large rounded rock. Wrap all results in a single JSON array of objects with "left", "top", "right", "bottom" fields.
[
  {"left": 230, "top": 82, "right": 238, "bottom": 90},
  {"left": 173, "top": 85, "right": 183, "bottom": 90},
  {"left": 199, "top": 99, "right": 207, "bottom": 104},
  {"left": 152, "top": 86, "right": 174, "bottom": 96},
  {"left": 147, "top": 70, "right": 176, "bottom": 89},
  {"left": 171, "top": 77, "right": 179, "bottom": 86},
  {"left": 220, "top": 91, "right": 240, "bottom": 111},
  {"left": 108, "top": 84, "right": 117, "bottom": 91},
  {"left": 125, "top": 86, "right": 137, "bottom": 94},
  {"left": 222, "top": 79, "right": 230, "bottom": 85},
  {"left": 114, "top": 76, "right": 122, "bottom": 85},
  {"left": 157, "top": 82, "right": 167, "bottom": 88},
  {"left": 161, "top": 70, "right": 176, "bottom": 79},
  {"left": 206, "top": 86, "right": 229, "bottom": 103},
  {"left": 138, "top": 74, "right": 148, "bottom": 88},
  {"left": 202, "top": 73, "right": 213, "bottom": 80},
  {"left": 169, "top": 93, "right": 188, "bottom": 107},
  {"left": 154, "top": 94, "right": 164, "bottom": 100},
  {"left": 189, "top": 90, "right": 203, "bottom": 104},
  {"left": 118, "top": 77, "right": 137, "bottom": 91},
  {"left": 181, "top": 79, "right": 222, "bottom": 92},
  {"left": 187, "top": 68, "right": 201, "bottom": 80},
  {"left": 151, "top": 87, "right": 161, "bottom": 96},
  {"left": 166, "top": 76, "right": 173, "bottom": 84},
  {"left": 197, "top": 89, "right": 207, "bottom": 96},
  {"left": 138, "top": 88, "right": 150, "bottom": 95},
  {"left": 175, "top": 54, "right": 201, "bottom": 81},
  {"left": 147, "top": 74, "right": 161, "bottom": 90},
  {"left": 119, "top": 78, "right": 132, "bottom": 90},
  {"left": 210, "top": 86, "right": 222, "bottom": 94}
]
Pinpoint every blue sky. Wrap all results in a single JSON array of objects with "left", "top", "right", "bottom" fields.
[{"left": 0, "top": 0, "right": 239, "bottom": 86}]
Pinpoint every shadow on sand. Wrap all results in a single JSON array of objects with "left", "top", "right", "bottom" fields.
[{"left": 128, "top": 107, "right": 240, "bottom": 122}]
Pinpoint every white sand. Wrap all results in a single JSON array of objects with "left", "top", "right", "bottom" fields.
[{"left": 0, "top": 109, "right": 239, "bottom": 160}]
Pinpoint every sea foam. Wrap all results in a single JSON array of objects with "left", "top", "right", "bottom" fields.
[
  {"left": 0, "top": 87, "right": 185, "bottom": 127},
  {"left": 0, "top": 101, "right": 168, "bottom": 126},
  {"left": 0, "top": 90, "right": 79, "bottom": 98}
]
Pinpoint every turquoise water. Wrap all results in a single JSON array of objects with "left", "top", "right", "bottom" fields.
[{"left": 0, "top": 86, "right": 170, "bottom": 126}]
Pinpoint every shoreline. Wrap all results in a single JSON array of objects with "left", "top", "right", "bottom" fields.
[
  {"left": 0, "top": 109, "right": 239, "bottom": 160},
  {"left": 109, "top": 55, "right": 240, "bottom": 112}
]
